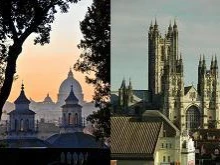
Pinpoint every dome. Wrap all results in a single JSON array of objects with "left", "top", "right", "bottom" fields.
[
  {"left": 57, "top": 69, "right": 84, "bottom": 105},
  {"left": 46, "top": 132, "right": 102, "bottom": 148},
  {"left": 59, "top": 69, "right": 82, "bottom": 94},
  {"left": 43, "top": 93, "right": 53, "bottom": 103},
  {"left": 1, "top": 138, "right": 51, "bottom": 148}
]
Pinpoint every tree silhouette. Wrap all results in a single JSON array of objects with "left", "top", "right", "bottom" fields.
[
  {"left": 74, "top": 0, "right": 110, "bottom": 139},
  {"left": 0, "top": 0, "right": 80, "bottom": 120}
]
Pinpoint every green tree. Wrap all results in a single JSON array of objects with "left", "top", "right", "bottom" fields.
[
  {"left": 74, "top": 0, "right": 110, "bottom": 140},
  {"left": 0, "top": 0, "right": 80, "bottom": 120}
]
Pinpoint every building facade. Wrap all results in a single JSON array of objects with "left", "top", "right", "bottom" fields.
[{"left": 114, "top": 20, "right": 220, "bottom": 132}]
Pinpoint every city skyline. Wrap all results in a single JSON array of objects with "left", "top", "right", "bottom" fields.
[
  {"left": 7, "top": 0, "right": 94, "bottom": 103},
  {"left": 111, "top": 0, "right": 220, "bottom": 91}
]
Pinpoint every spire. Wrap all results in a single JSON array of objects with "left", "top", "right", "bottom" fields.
[
  {"left": 199, "top": 54, "right": 202, "bottom": 68},
  {"left": 173, "top": 18, "right": 177, "bottom": 28},
  {"left": 68, "top": 67, "right": 73, "bottom": 78},
  {"left": 14, "top": 82, "right": 30, "bottom": 104},
  {"left": 215, "top": 54, "right": 218, "bottom": 69},
  {"left": 150, "top": 20, "right": 153, "bottom": 28},
  {"left": 202, "top": 55, "right": 206, "bottom": 66},
  {"left": 211, "top": 55, "right": 214, "bottom": 69},
  {"left": 149, "top": 20, "right": 154, "bottom": 32},
  {"left": 120, "top": 78, "right": 126, "bottom": 89},
  {"left": 179, "top": 52, "right": 182, "bottom": 60},
  {"left": 202, "top": 55, "right": 206, "bottom": 74},
  {"left": 154, "top": 17, "right": 158, "bottom": 30},
  {"left": 128, "top": 78, "right": 132, "bottom": 89},
  {"left": 167, "top": 20, "right": 172, "bottom": 36},
  {"left": 168, "top": 20, "right": 172, "bottom": 30},
  {"left": 65, "top": 85, "right": 79, "bottom": 103}
]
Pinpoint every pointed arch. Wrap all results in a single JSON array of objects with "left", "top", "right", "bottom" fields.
[
  {"left": 14, "top": 119, "right": 18, "bottom": 131},
  {"left": 68, "top": 113, "right": 71, "bottom": 125},
  {"left": 75, "top": 113, "right": 78, "bottom": 125},
  {"left": 20, "top": 119, "right": 24, "bottom": 131},
  {"left": 186, "top": 105, "right": 201, "bottom": 129},
  {"left": 25, "top": 119, "right": 29, "bottom": 131}
]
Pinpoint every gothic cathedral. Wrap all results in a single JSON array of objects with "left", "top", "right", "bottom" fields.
[{"left": 113, "top": 19, "right": 220, "bottom": 132}]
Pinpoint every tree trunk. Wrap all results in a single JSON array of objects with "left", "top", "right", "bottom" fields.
[{"left": 0, "top": 43, "right": 22, "bottom": 120}]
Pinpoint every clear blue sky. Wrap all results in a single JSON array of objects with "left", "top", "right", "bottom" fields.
[{"left": 111, "top": 0, "right": 220, "bottom": 91}]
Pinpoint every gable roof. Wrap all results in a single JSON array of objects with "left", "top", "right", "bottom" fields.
[
  {"left": 142, "top": 110, "right": 180, "bottom": 137},
  {"left": 184, "top": 86, "right": 192, "bottom": 95},
  {"left": 111, "top": 117, "right": 162, "bottom": 159}
]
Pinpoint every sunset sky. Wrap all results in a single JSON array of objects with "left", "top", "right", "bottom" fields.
[
  {"left": 112, "top": 0, "right": 220, "bottom": 91},
  {"left": 8, "top": 0, "right": 94, "bottom": 103}
]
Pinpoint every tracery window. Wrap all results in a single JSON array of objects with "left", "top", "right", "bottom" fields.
[{"left": 186, "top": 106, "right": 200, "bottom": 129}]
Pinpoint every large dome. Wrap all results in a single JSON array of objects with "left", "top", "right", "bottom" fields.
[
  {"left": 46, "top": 132, "right": 102, "bottom": 148},
  {"left": 57, "top": 69, "right": 84, "bottom": 105}
]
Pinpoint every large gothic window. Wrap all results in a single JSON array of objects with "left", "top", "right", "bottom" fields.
[{"left": 186, "top": 106, "right": 200, "bottom": 129}]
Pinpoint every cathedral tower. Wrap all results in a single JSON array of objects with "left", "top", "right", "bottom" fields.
[
  {"left": 197, "top": 56, "right": 219, "bottom": 128},
  {"left": 148, "top": 19, "right": 179, "bottom": 101},
  {"left": 148, "top": 19, "right": 184, "bottom": 128}
]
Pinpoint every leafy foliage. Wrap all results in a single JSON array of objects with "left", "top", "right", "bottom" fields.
[
  {"left": 74, "top": 0, "right": 110, "bottom": 139},
  {"left": 0, "top": 0, "right": 80, "bottom": 119}
]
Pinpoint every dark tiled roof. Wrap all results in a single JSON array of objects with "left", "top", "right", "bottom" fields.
[
  {"left": 61, "top": 104, "right": 82, "bottom": 108},
  {"left": 46, "top": 132, "right": 103, "bottom": 148},
  {"left": 142, "top": 110, "right": 179, "bottom": 137},
  {"left": 14, "top": 88, "right": 30, "bottom": 105},
  {"left": 0, "top": 138, "right": 51, "bottom": 148},
  {"left": 184, "top": 86, "right": 192, "bottom": 95},
  {"left": 132, "top": 90, "right": 150, "bottom": 101},
  {"left": 111, "top": 117, "right": 162, "bottom": 159},
  {"left": 8, "top": 109, "right": 36, "bottom": 115},
  {"left": 65, "top": 86, "right": 79, "bottom": 102}
]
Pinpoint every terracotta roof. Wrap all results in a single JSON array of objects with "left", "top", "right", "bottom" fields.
[{"left": 111, "top": 117, "right": 162, "bottom": 159}]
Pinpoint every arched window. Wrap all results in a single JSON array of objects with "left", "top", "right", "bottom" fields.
[
  {"left": 186, "top": 106, "right": 200, "bottom": 129},
  {"left": 20, "top": 119, "right": 24, "bottom": 131},
  {"left": 25, "top": 119, "right": 29, "bottom": 131},
  {"left": 75, "top": 113, "right": 78, "bottom": 125},
  {"left": 63, "top": 113, "right": 66, "bottom": 125},
  {"left": 68, "top": 113, "right": 71, "bottom": 125},
  {"left": 14, "top": 119, "right": 18, "bottom": 131}
]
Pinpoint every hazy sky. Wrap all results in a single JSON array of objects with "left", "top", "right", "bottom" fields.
[
  {"left": 8, "top": 0, "right": 94, "bottom": 102},
  {"left": 111, "top": 0, "right": 220, "bottom": 91}
]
